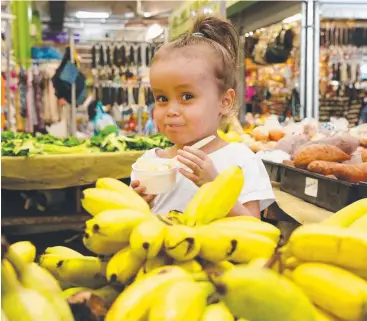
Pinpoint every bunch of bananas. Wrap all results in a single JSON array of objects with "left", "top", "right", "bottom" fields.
[{"left": 4, "top": 168, "right": 367, "bottom": 321}]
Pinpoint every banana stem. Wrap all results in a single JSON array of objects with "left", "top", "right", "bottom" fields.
[{"left": 1, "top": 261, "right": 21, "bottom": 294}]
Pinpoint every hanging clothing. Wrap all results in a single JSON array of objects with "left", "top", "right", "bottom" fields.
[
  {"left": 33, "top": 72, "right": 45, "bottom": 129},
  {"left": 19, "top": 69, "right": 27, "bottom": 118},
  {"left": 26, "top": 71, "right": 34, "bottom": 132}
]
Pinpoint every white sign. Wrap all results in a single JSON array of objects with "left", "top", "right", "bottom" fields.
[{"left": 305, "top": 177, "right": 318, "bottom": 198}]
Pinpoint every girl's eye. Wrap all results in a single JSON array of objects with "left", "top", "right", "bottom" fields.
[
  {"left": 156, "top": 96, "right": 168, "bottom": 102},
  {"left": 182, "top": 93, "right": 194, "bottom": 101}
]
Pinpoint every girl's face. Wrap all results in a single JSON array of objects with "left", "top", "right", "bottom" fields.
[{"left": 150, "top": 46, "right": 234, "bottom": 146}]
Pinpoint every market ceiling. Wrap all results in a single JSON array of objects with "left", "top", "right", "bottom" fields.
[{"left": 37, "top": 0, "right": 184, "bottom": 32}]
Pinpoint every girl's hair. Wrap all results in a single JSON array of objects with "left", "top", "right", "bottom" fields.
[{"left": 153, "top": 15, "right": 240, "bottom": 120}]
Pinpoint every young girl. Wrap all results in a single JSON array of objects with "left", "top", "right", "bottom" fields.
[{"left": 131, "top": 15, "right": 274, "bottom": 218}]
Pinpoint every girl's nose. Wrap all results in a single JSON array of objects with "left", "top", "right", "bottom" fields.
[{"left": 167, "top": 102, "right": 180, "bottom": 116}]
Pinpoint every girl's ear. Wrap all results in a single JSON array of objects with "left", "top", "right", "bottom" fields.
[{"left": 220, "top": 88, "right": 236, "bottom": 116}]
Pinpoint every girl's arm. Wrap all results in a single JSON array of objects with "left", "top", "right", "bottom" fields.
[{"left": 228, "top": 200, "right": 261, "bottom": 219}]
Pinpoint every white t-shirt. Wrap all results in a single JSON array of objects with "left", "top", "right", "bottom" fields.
[{"left": 131, "top": 143, "right": 275, "bottom": 215}]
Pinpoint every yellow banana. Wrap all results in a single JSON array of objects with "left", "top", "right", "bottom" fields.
[
  {"left": 203, "top": 260, "right": 234, "bottom": 274},
  {"left": 2, "top": 259, "right": 17, "bottom": 281},
  {"left": 184, "top": 166, "right": 244, "bottom": 226},
  {"left": 1, "top": 310, "right": 9, "bottom": 321},
  {"left": 96, "top": 177, "right": 151, "bottom": 213},
  {"left": 62, "top": 287, "right": 91, "bottom": 299},
  {"left": 349, "top": 213, "right": 367, "bottom": 232},
  {"left": 56, "top": 256, "right": 107, "bottom": 288},
  {"left": 201, "top": 302, "right": 234, "bottom": 321},
  {"left": 209, "top": 219, "right": 281, "bottom": 243},
  {"left": 212, "top": 216, "right": 260, "bottom": 223},
  {"left": 44, "top": 246, "right": 83, "bottom": 257},
  {"left": 314, "top": 307, "right": 341, "bottom": 321},
  {"left": 347, "top": 267, "right": 367, "bottom": 280},
  {"left": 321, "top": 198, "right": 367, "bottom": 227},
  {"left": 39, "top": 254, "right": 67, "bottom": 280},
  {"left": 148, "top": 280, "right": 207, "bottom": 321},
  {"left": 1, "top": 261, "right": 62, "bottom": 321},
  {"left": 106, "top": 246, "right": 144, "bottom": 284},
  {"left": 196, "top": 226, "right": 236, "bottom": 262},
  {"left": 130, "top": 217, "right": 167, "bottom": 259},
  {"left": 167, "top": 210, "right": 186, "bottom": 225},
  {"left": 213, "top": 265, "right": 317, "bottom": 321},
  {"left": 6, "top": 247, "right": 74, "bottom": 321},
  {"left": 105, "top": 266, "right": 192, "bottom": 321},
  {"left": 81, "top": 188, "right": 149, "bottom": 216},
  {"left": 288, "top": 224, "right": 367, "bottom": 270},
  {"left": 85, "top": 209, "right": 148, "bottom": 244},
  {"left": 174, "top": 260, "right": 203, "bottom": 273},
  {"left": 164, "top": 225, "right": 201, "bottom": 261},
  {"left": 83, "top": 230, "right": 126, "bottom": 256},
  {"left": 291, "top": 263, "right": 367, "bottom": 321},
  {"left": 9, "top": 241, "right": 36, "bottom": 263},
  {"left": 135, "top": 255, "right": 172, "bottom": 281}
]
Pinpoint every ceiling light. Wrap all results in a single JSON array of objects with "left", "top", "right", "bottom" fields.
[
  {"left": 124, "top": 12, "right": 135, "bottom": 19},
  {"left": 75, "top": 11, "right": 110, "bottom": 19},
  {"left": 282, "top": 13, "right": 302, "bottom": 24},
  {"left": 146, "top": 24, "right": 163, "bottom": 41},
  {"left": 143, "top": 12, "right": 152, "bottom": 18}
]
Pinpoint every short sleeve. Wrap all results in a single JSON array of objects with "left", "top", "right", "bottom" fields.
[{"left": 238, "top": 151, "right": 275, "bottom": 211}]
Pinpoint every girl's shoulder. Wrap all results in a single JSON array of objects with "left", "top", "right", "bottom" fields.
[{"left": 212, "top": 142, "right": 255, "bottom": 160}]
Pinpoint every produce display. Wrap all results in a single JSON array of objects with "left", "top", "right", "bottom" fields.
[
  {"left": 1, "top": 128, "right": 172, "bottom": 157},
  {"left": 2, "top": 168, "right": 367, "bottom": 321}
]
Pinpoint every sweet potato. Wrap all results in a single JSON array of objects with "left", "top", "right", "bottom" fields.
[
  {"left": 269, "top": 129, "right": 285, "bottom": 142},
  {"left": 303, "top": 134, "right": 360, "bottom": 155},
  {"left": 293, "top": 144, "right": 351, "bottom": 169},
  {"left": 307, "top": 161, "right": 339, "bottom": 176},
  {"left": 361, "top": 137, "right": 367, "bottom": 147},
  {"left": 283, "top": 160, "right": 295, "bottom": 168},
  {"left": 332, "top": 163, "right": 367, "bottom": 183},
  {"left": 362, "top": 149, "right": 367, "bottom": 163}
]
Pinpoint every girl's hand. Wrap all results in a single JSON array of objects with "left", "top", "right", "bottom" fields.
[
  {"left": 177, "top": 146, "right": 218, "bottom": 186},
  {"left": 131, "top": 180, "right": 156, "bottom": 207}
]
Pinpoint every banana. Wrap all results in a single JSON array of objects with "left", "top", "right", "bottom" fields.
[
  {"left": 85, "top": 209, "right": 148, "bottom": 244},
  {"left": 1, "top": 310, "right": 9, "bottom": 321},
  {"left": 321, "top": 198, "right": 367, "bottom": 227},
  {"left": 44, "top": 246, "right": 83, "bottom": 257},
  {"left": 315, "top": 307, "right": 341, "bottom": 321},
  {"left": 213, "top": 265, "right": 317, "bottom": 321},
  {"left": 148, "top": 280, "right": 207, "bottom": 321},
  {"left": 183, "top": 166, "right": 244, "bottom": 226},
  {"left": 136, "top": 255, "right": 172, "bottom": 281},
  {"left": 201, "top": 302, "right": 234, "bottom": 321},
  {"left": 130, "top": 217, "right": 166, "bottom": 259},
  {"left": 174, "top": 259, "right": 203, "bottom": 273},
  {"left": 2, "top": 259, "right": 17, "bottom": 281},
  {"left": 227, "top": 230, "right": 277, "bottom": 263},
  {"left": 105, "top": 266, "right": 192, "bottom": 321},
  {"left": 39, "top": 254, "right": 67, "bottom": 280},
  {"left": 96, "top": 177, "right": 151, "bottom": 213},
  {"left": 6, "top": 247, "right": 74, "bottom": 321},
  {"left": 203, "top": 261, "right": 234, "bottom": 274},
  {"left": 212, "top": 216, "right": 260, "bottom": 223},
  {"left": 349, "top": 213, "right": 367, "bottom": 232},
  {"left": 83, "top": 230, "right": 126, "bottom": 256},
  {"left": 167, "top": 210, "right": 186, "bottom": 225},
  {"left": 1, "top": 261, "right": 62, "bottom": 321},
  {"left": 93, "top": 285, "right": 120, "bottom": 307},
  {"left": 164, "top": 225, "right": 201, "bottom": 261},
  {"left": 196, "top": 226, "right": 236, "bottom": 262},
  {"left": 56, "top": 256, "right": 107, "bottom": 288},
  {"left": 209, "top": 219, "right": 281, "bottom": 243},
  {"left": 288, "top": 224, "right": 367, "bottom": 270},
  {"left": 82, "top": 188, "right": 150, "bottom": 216},
  {"left": 9, "top": 241, "right": 36, "bottom": 263},
  {"left": 347, "top": 267, "right": 367, "bottom": 280},
  {"left": 62, "top": 287, "right": 91, "bottom": 299},
  {"left": 291, "top": 262, "right": 367, "bottom": 321},
  {"left": 106, "top": 246, "right": 145, "bottom": 284}
]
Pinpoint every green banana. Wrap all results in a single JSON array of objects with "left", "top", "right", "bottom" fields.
[
  {"left": 130, "top": 217, "right": 166, "bottom": 259},
  {"left": 1, "top": 261, "right": 62, "bottom": 321},
  {"left": 106, "top": 246, "right": 145, "bottom": 284}
]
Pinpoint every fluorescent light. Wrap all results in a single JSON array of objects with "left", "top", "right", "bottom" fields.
[
  {"left": 282, "top": 13, "right": 302, "bottom": 24},
  {"left": 146, "top": 24, "right": 163, "bottom": 41},
  {"left": 75, "top": 11, "right": 110, "bottom": 19}
]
